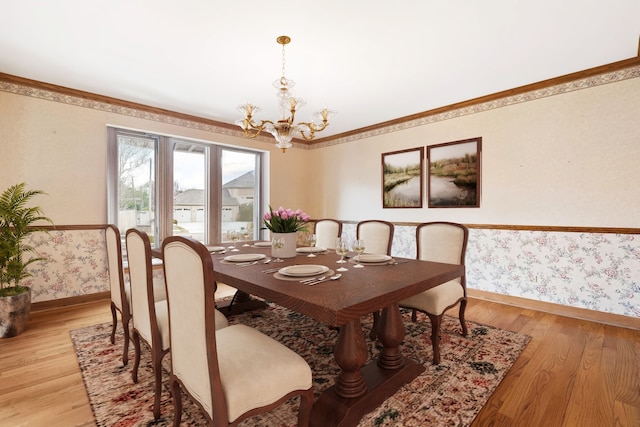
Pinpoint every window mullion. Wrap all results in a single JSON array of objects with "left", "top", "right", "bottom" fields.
[
  {"left": 209, "top": 145, "right": 222, "bottom": 243},
  {"left": 157, "top": 136, "right": 173, "bottom": 247}
]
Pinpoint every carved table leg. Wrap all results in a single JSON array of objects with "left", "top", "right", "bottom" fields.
[
  {"left": 334, "top": 318, "right": 368, "bottom": 398},
  {"left": 377, "top": 303, "right": 406, "bottom": 370}
]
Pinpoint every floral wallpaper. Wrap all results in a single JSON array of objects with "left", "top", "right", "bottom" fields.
[
  {"left": 343, "top": 223, "right": 639, "bottom": 318},
  {"left": 24, "top": 228, "right": 163, "bottom": 303},
  {"left": 23, "top": 226, "right": 639, "bottom": 318},
  {"left": 24, "top": 229, "right": 110, "bottom": 302}
]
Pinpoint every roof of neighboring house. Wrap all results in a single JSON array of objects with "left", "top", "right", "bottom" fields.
[
  {"left": 173, "top": 188, "right": 239, "bottom": 206},
  {"left": 223, "top": 171, "right": 254, "bottom": 189},
  {"left": 174, "top": 189, "right": 203, "bottom": 206}
]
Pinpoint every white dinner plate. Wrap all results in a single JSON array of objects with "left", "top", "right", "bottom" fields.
[
  {"left": 253, "top": 241, "right": 273, "bottom": 247},
  {"left": 296, "top": 247, "right": 327, "bottom": 253},
  {"left": 223, "top": 253, "right": 266, "bottom": 262},
  {"left": 278, "top": 265, "right": 329, "bottom": 277},
  {"left": 206, "top": 246, "right": 225, "bottom": 252},
  {"left": 357, "top": 254, "right": 392, "bottom": 263}
]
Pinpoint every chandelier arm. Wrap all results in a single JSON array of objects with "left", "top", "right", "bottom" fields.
[
  {"left": 242, "top": 119, "right": 276, "bottom": 139},
  {"left": 296, "top": 120, "right": 329, "bottom": 140},
  {"left": 296, "top": 123, "right": 316, "bottom": 141}
]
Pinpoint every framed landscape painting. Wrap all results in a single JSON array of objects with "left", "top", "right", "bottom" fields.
[
  {"left": 382, "top": 147, "right": 424, "bottom": 208},
  {"left": 427, "top": 137, "right": 481, "bottom": 208}
]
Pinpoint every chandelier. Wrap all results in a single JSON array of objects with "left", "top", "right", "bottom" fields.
[{"left": 235, "top": 35, "right": 333, "bottom": 153}]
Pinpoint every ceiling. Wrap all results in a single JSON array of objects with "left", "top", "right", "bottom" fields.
[{"left": 1, "top": 1, "right": 638, "bottom": 139}]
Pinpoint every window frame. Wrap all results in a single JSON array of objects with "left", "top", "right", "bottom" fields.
[{"left": 107, "top": 127, "right": 265, "bottom": 247}]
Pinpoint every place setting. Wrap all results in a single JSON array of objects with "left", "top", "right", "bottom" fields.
[
  {"left": 219, "top": 253, "right": 271, "bottom": 266},
  {"left": 296, "top": 244, "right": 328, "bottom": 257},
  {"left": 295, "top": 233, "right": 328, "bottom": 257},
  {"left": 271, "top": 264, "right": 338, "bottom": 284},
  {"left": 349, "top": 253, "right": 393, "bottom": 266},
  {"left": 251, "top": 241, "right": 273, "bottom": 249}
]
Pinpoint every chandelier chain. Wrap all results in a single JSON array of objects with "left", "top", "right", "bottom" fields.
[{"left": 281, "top": 43, "right": 286, "bottom": 80}]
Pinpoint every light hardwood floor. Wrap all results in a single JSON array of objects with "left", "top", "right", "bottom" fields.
[{"left": 1, "top": 298, "right": 638, "bottom": 427}]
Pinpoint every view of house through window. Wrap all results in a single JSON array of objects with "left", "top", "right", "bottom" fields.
[
  {"left": 108, "top": 127, "right": 263, "bottom": 247},
  {"left": 221, "top": 150, "right": 258, "bottom": 242}
]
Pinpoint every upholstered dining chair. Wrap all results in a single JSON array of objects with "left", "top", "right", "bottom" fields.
[
  {"left": 106, "top": 224, "right": 131, "bottom": 366},
  {"left": 106, "top": 225, "right": 169, "bottom": 366},
  {"left": 356, "top": 219, "right": 394, "bottom": 256},
  {"left": 314, "top": 218, "right": 342, "bottom": 250},
  {"left": 162, "top": 236, "right": 314, "bottom": 427},
  {"left": 399, "top": 221, "right": 469, "bottom": 365},
  {"left": 356, "top": 219, "right": 394, "bottom": 339},
  {"left": 125, "top": 228, "right": 171, "bottom": 420}
]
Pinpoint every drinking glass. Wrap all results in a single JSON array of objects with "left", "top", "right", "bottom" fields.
[
  {"left": 352, "top": 239, "right": 365, "bottom": 268},
  {"left": 272, "top": 237, "right": 284, "bottom": 262},
  {"left": 335, "top": 237, "right": 349, "bottom": 272},
  {"left": 306, "top": 233, "right": 317, "bottom": 257},
  {"left": 230, "top": 230, "right": 240, "bottom": 251},
  {"left": 225, "top": 230, "right": 237, "bottom": 249},
  {"left": 241, "top": 227, "right": 251, "bottom": 246}
]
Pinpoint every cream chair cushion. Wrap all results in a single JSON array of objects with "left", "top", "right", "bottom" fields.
[
  {"left": 400, "top": 279, "right": 463, "bottom": 315},
  {"left": 215, "top": 309, "right": 229, "bottom": 330},
  {"left": 154, "top": 300, "right": 171, "bottom": 351},
  {"left": 215, "top": 324, "right": 311, "bottom": 422}
]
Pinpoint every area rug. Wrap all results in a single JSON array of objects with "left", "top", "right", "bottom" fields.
[{"left": 70, "top": 304, "right": 530, "bottom": 426}]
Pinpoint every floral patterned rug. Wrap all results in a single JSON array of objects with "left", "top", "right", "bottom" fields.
[{"left": 70, "top": 304, "right": 530, "bottom": 426}]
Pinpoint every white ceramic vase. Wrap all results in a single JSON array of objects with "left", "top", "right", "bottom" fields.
[{"left": 271, "top": 232, "right": 297, "bottom": 258}]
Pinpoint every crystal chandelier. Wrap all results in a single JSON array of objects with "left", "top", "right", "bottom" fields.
[{"left": 235, "top": 35, "right": 333, "bottom": 153}]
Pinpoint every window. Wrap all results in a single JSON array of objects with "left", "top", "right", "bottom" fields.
[{"left": 107, "top": 127, "right": 264, "bottom": 247}]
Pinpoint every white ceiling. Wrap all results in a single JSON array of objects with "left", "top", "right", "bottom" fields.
[{"left": 1, "top": 1, "right": 638, "bottom": 138}]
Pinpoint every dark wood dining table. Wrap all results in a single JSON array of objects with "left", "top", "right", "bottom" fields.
[{"left": 207, "top": 242, "right": 465, "bottom": 427}]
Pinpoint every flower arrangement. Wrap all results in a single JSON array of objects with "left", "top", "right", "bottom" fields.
[{"left": 263, "top": 206, "right": 310, "bottom": 233}]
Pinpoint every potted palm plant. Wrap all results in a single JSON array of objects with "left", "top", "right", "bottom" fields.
[{"left": 0, "top": 183, "right": 53, "bottom": 338}]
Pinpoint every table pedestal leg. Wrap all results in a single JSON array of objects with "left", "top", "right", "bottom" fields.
[
  {"left": 310, "top": 305, "right": 424, "bottom": 427},
  {"left": 377, "top": 303, "right": 406, "bottom": 370},
  {"left": 334, "top": 319, "right": 368, "bottom": 398}
]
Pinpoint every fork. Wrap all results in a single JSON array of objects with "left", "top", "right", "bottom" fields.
[
  {"left": 238, "top": 261, "right": 258, "bottom": 267},
  {"left": 300, "top": 275, "right": 325, "bottom": 284}
]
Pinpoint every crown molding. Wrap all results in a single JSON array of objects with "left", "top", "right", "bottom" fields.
[{"left": 1, "top": 56, "right": 639, "bottom": 150}]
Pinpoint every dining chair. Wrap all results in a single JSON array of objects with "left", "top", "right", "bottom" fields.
[
  {"left": 106, "top": 224, "right": 131, "bottom": 366},
  {"left": 399, "top": 222, "right": 469, "bottom": 364},
  {"left": 356, "top": 219, "right": 394, "bottom": 339},
  {"left": 162, "top": 236, "right": 314, "bottom": 427},
  {"left": 356, "top": 219, "right": 394, "bottom": 256},
  {"left": 125, "top": 228, "right": 171, "bottom": 420},
  {"left": 106, "top": 224, "right": 169, "bottom": 366},
  {"left": 313, "top": 218, "right": 342, "bottom": 250}
]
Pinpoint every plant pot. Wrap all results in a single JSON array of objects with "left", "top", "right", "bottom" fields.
[
  {"left": 0, "top": 287, "right": 32, "bottom": 338},
  {"left": 271, "top": 232, "right": 298, "bottom": 259}
]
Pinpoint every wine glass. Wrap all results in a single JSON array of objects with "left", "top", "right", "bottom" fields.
[
  {"left": 352, "top": 239, "right": 365, "bottom": 268},
  {"left": 335, "top": 237, "right": 349, "bottom": 272},
  {"left": 306, "top": 233, "right": 317, "bottom": 257},
  {"left": 225, "top": 230, "right": 236, "bottom": 249},
  {"left": 230, "top": 230, "right": 240, "bottom": 251},
  {"left": 241, "top": 227, "right": 251, "bottom": 246},
  {"left": 272, "top": 237, "right": 284, "bottom": 262}
]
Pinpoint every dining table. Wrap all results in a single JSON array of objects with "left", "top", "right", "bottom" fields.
[{"left": 204, "top": 241, "right": 465, "bottom": 427}]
